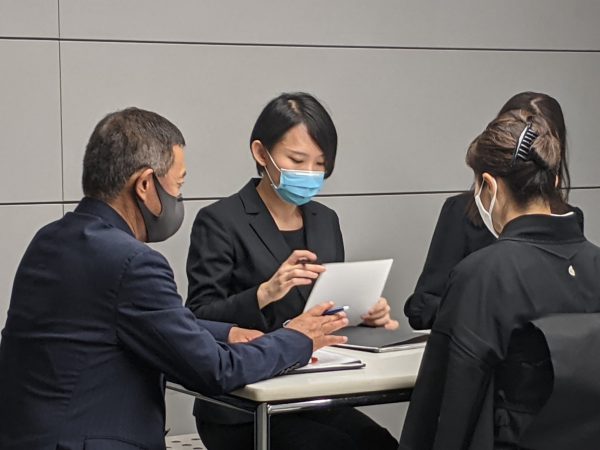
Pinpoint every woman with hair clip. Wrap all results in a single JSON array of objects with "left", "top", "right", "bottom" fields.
[
  {"left": 398, "top": 109, "right": 600, "bottom": 450},
  {"left": 185, "top": 92, "right": 398, "bottom": 450},
  {"left": 404, "top": 91, "right": 584, "bottom": 330}
]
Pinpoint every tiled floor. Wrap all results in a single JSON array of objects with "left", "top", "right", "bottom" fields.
[{"left": 165, "top": 433, "right": 206, "bottom": 450}]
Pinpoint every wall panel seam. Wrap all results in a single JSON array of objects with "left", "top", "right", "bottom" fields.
[
  {"left": 0, "top": 36, "right": 599, "bottom": 53},
  {"left": 58, "top": 0, "right": 65, "bottom": 204},
  {"left": 2, "top": 186, "right": 600, "bottom": 207}
]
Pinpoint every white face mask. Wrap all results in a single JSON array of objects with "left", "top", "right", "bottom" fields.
[{"left": 474, "top": 177, "right": 499, "bottom": 239}]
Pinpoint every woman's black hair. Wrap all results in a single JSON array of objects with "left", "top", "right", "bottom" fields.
[
  {"left": 250, "top": 92, "right": 337, "bottom": 178},
  {"left": 498, "top": 91, "right": 570, "bottom": 198},
  {"left": 466, "top": 91, "right": 570, "bottom": 224},
  {"left": 466, "top": 110, "right": 562, "bottom": 210}
]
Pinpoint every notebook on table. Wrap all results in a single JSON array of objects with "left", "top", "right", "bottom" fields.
[
  {"left": 333, "top": 326, "right": 429, "bottom": 353},
  {"left": 290, "top": 349, "right": 365, "bottom": 374}
]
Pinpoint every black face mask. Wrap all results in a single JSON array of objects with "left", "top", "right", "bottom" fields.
[{"left": 135, "top": 173, "right": 184, "bottom": 242}]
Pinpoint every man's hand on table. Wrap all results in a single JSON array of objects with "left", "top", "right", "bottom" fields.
[
  {"left": 285, "top": 301, "right": 348, "bottom": 351},
  {"left": 228, "top": 327, "right": 264, "bottom": 343}
]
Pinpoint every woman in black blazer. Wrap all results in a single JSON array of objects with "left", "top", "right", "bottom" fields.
[
  {"left": 186, "top": 92, "right": 398, "bottom": 450},
  {"left": 404, "top": 91, "right": 584, "bottom": 330},
  {"left": 400, "top": 93, "right": 599, "bottom": 450}
]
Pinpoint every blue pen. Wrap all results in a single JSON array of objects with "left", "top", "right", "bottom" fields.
[{"left": 323, "top": 305, "right": 349, "bottom": 316}]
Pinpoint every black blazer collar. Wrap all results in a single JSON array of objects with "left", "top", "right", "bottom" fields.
[
  {"left": 75, "top": 197, "right": 135, "bottom": 238},
  {"left": 238, "top": 178, "right": 323, "bottom": 258},
  {"left": 239, "top": 179, "right": 292, "bottom": 264},
  {"left": 500, "top": 213, "right": 584, "bottom": 244},
  {"left": 301, "top": 201, "right": 321, "bottom": 256}
]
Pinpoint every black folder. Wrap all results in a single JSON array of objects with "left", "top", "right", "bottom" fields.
[{"left": 333, "top": 326, "right": 428, "bottom": 353}]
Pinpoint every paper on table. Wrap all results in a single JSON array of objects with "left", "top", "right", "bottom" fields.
[
  {"left": 290, "top": 349, "right": 365, "bottom": 374},
  {"left": 303, "top": 259, "right": 394, "bottom": 325}
]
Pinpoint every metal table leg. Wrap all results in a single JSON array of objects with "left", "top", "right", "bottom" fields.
[
  {"left": 255, "top": 402, "right": 270, "bottom": 450},
  {"left": 167, "top": 383, "right": 413, "bottom": 450}
]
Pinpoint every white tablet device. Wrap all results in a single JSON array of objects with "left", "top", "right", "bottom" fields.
[{"left": 303, "top": 259, "right": 394, "bottom": 325}]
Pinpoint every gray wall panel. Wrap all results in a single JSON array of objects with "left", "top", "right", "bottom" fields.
[
  {"left": 358, "top": 403, "right": 406, "bottom": 440},
  {"left": 60, "top": 42, "right": 600, "bottom": 201},
  {"left": 570, "top": 189, "right": 600, "bottom": 246},
  {"left": 0, "top": 0, "right": 58, "bottom": 38},
  {"left": 0, "top": 204, "right": 63, "bottom": 331},
  {"left": 0, "top": 40, "right": 62, "bottom": 203},
  {"left": 319, "top": 194, "right": 444, "bottom": 325},
  {"left": 59, "top": 0, "right": 600, "bottom": 50},
  {"left": 165, "top": 390, "right": 196, "bottom": 436}
]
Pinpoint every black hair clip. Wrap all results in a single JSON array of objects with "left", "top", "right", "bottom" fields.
[{"left": 511, "top": 123, "right": 539, "bottom": 166}]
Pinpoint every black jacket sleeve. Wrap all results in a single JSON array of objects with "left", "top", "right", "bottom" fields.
[
  {"left": 117, "top": 248, "right": 312, "bottom": 395},
  {"left": 400, "top": 264, "right": 501, "bottom": 450},
  {"left": 404, "top": 195, "right": 470, "bottom": 329},
  {"left": 186, "top": 207, "right": 269, "bottom": 330},
  {"left": 399, "top": 332, "right": 494, "bottom": 450}
]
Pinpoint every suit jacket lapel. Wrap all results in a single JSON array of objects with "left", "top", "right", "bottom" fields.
[
  {"left": 302, "top": 202, "right": 322, "bottom": 259},
  {"left": 297, "top": 202, "right": 323, "bottom": 302},
  {"left": 240, "top": 179, "right": 291, "bottom": 265}
]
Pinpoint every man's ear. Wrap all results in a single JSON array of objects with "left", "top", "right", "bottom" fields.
[
  {"left": 250, "top": 140, "right": 268, "bottom": 169},
  {"left": 555, "top": 174, "right": 560, "bottom": 188},
  {"left": 133, "top": 168, "right": 155, "bottom": 202}
]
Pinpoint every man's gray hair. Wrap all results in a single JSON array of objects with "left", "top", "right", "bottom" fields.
[{"left": 82, "top": 107, "right": 185, "bottom": 201}]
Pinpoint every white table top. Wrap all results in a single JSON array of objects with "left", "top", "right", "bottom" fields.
[{"left": 230, "top": 346, "right": 424, "bottom": 402}]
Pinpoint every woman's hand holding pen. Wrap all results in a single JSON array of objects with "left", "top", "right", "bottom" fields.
[
  {"left": 361, "top": 297, "right": 399, "bottom": 330},
  {"left": 257, "top": 250, "right": 325, "bottom": 309}
]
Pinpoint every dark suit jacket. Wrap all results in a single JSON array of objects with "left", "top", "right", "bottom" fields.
[
  {"left": 399, "top": 214, "right": 599, "bottom": 450},
  {"left": 0, "top": 197, "right": 312, "bottom": 450},
  {"left": 404, "top": 192, "right": 584, "bottom": 330},
  {"left": 404, "top": 193, "right": 495, "bottom": 330},
  {"left": 186, "top": 178, "right": 345, "bottom": 333}
]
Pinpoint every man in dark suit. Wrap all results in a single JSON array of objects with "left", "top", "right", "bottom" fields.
[{"left": 0, "top": 107, "right": 347, "bottom": 450}]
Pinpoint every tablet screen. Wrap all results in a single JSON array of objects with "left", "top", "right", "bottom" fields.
[{"left": 303, "top": 259, "right": 393, "bottom": 325}]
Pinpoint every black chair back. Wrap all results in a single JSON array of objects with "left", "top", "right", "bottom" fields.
[{"left": 519, "top": 313, "right": 600, "bottom": 449}]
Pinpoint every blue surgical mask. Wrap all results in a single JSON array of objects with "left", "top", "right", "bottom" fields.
[{"left": 264, "top": 151, "right": 325, "bottom": 206}]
